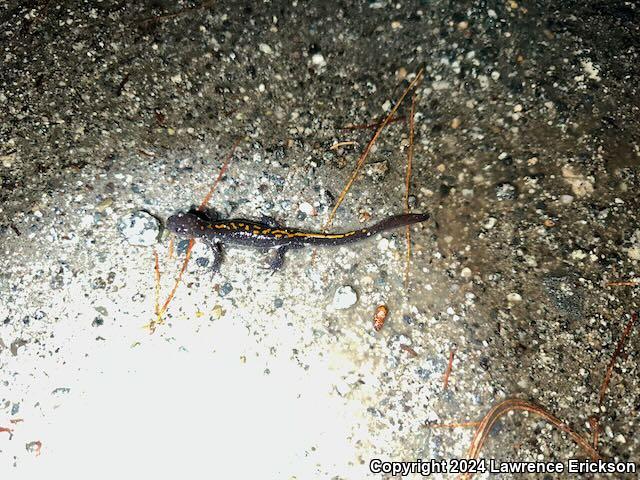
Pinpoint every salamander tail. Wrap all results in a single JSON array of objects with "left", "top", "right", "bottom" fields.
[{"left": 368, "top": 213, "right": 430, "bottom": 235}]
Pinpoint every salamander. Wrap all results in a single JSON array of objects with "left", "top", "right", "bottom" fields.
[{"left": 166, "top": 210, "right": 429, "bottom": 272}]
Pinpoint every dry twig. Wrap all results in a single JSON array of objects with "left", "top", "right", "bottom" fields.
[
  {"left": 443, "top": 345, "right": 456, "bottom": 390},
  {"left": 461, "top": 398, "right": 599, "bottom": 480},
  {"left": 323, "top": 70, "right": 423, "bottom": 230}
]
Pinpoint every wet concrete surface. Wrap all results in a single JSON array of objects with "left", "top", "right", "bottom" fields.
[{"left": 1, "top": 1, "right": 639, "bottom": 478}]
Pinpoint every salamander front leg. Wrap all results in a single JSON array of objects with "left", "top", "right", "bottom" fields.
[
  {"left": 191, "top": 207, "right": 219, "bottom": 222},
  {"left": 203, "top": 239, "right": 224, "bottom": 274}
]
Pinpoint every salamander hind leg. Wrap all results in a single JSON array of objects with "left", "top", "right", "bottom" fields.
[
  {"left": 268, "top": 246, "right": 288, "bottom": 272},
  {"left": 260, "top": 215, "right": 281, "bottom": 228}
]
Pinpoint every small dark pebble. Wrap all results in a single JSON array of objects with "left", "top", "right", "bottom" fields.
[
  {"left": 11, "top": 403, "right": 19, "bottom": 415},
  {"left": 374, "top": 277, "right": 386, "bottom": 287},
  {"left": 51, "top": 387, "right": 71, "bottom": 396},
  {"left": 296, "top": 211, "right": 307, "bottom": 221},
  {"left": 131, "top": 292, "right": 145, "bottom": 302},
  {"left": 439, "top": 184, "right": 453, "bottom": 197},
  {"left": 479, "top": 356, "right": 490, "bottom": 370},
  {"left": 220, "top": 282, "right": 233, "bottom": 296},
  {"left": 274, "top": 298, "right": 283, "bottom": 308},
  {"left": 92, "top": 317, "right": 104, "bottom": 327},
  {"left": 402, "top": 314, "right": 413, "bottom": 325},
  {"left": 441, "top": 175, "right": 456, "bottom": 187},
  {"left": 177, "top": 239, "right": 190, "bottom": 254},
  {"left": 269, "top": 145, "right": 286, "bottom": 160},
  {"left": 196, "top": 257, "right": 209, "bottom": 267},
  {"left": 415, "top": 367, "right": 431, "bottom": 381},
  {"left": 500, "top": 155, "right": 513, "bottom": 166}
]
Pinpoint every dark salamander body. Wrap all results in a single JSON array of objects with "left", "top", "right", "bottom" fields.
[{"left": 166, "top": 211, "right": 429, "bottom": 272}]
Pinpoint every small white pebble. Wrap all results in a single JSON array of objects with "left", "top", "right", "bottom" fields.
[
  {"left": 483, "top": 217, "right": 497, "bottom": 229},
  {"left": 378, "top": 237, "right": 390, "bottom": 251},
  {"left": 330, "top": 286, "right": 358, "bottom": 310},
  {"left": 298, "top": 202, "right": 315, "bottom": 216},
  {"left": 507, "top": 292, "right": 522, "bottom": 302},
  {"left": 571, "top": 250, "right": 587, "bottom": 260},
  {"left": 258, "top": 43, "right": 273, "bottom": 55},
  {"left": 1, "top": 154, "right": 15, "bottom": 167},
  {"left": 311, "top": 53, "right": 326, "bottom": 67},
  {"left": 627, "top": 246, "right": 640, "bottom": 260},
  {"left": 461, "top": 267, "right": 472, "bottom": 279}
]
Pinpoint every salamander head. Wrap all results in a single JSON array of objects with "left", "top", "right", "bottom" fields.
[{"left": 166, "top": 212, "right": 205, "bottom": 238}]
